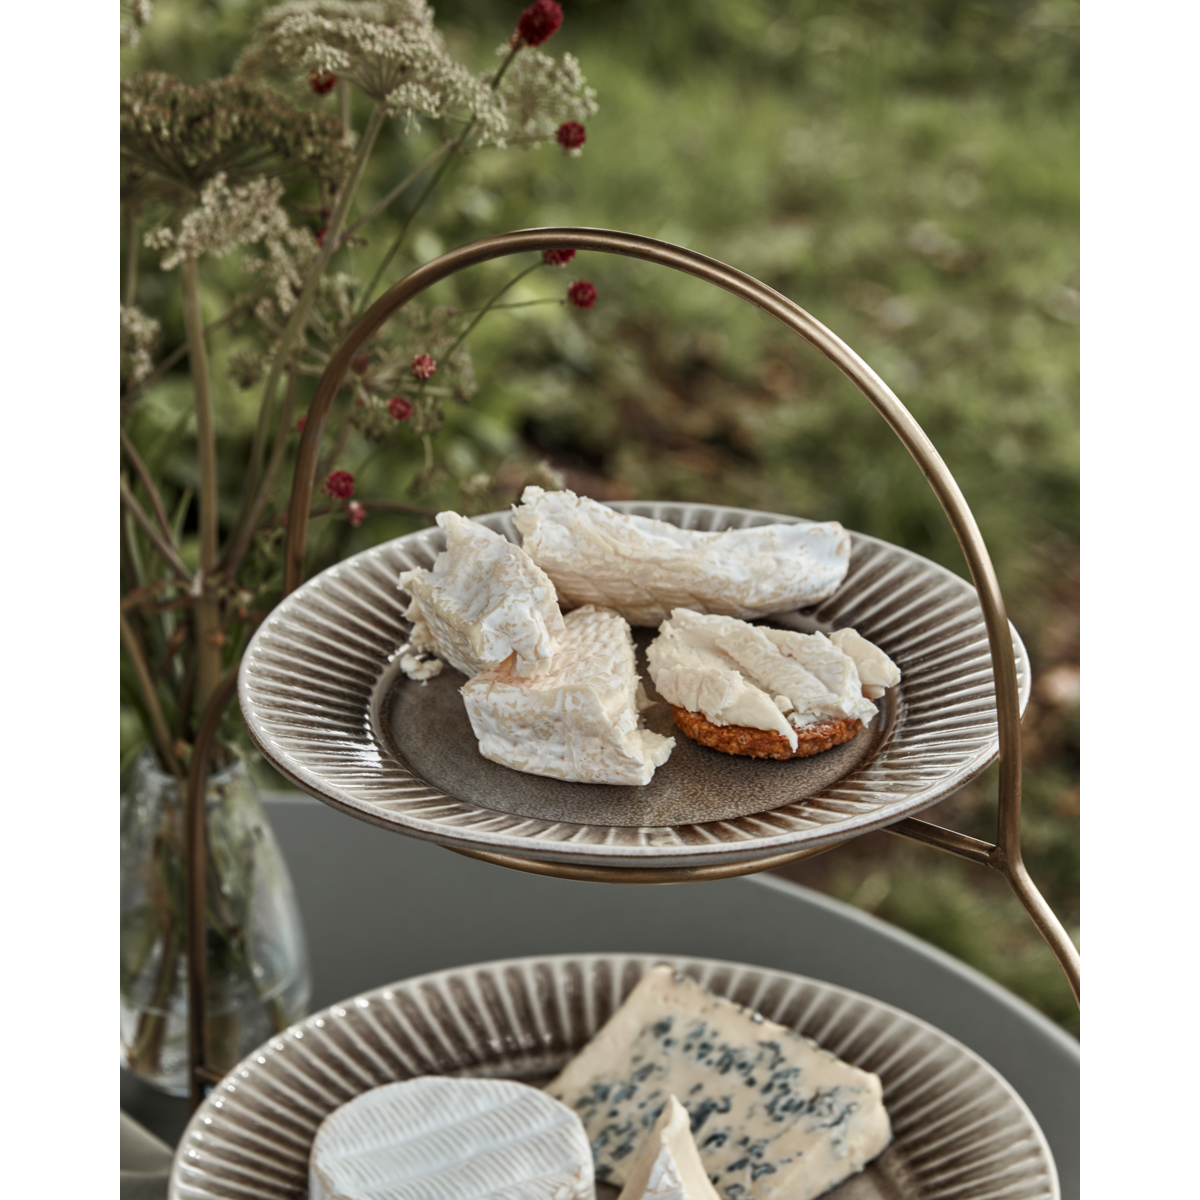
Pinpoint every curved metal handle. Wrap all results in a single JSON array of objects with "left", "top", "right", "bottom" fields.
[{"left": 285, "top": 227, "right": 1078, "bottom": 1003}]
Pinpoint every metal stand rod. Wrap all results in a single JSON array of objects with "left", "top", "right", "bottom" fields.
[{"left": 182, "top": 225, "right": 1078, "bottom": 1111}]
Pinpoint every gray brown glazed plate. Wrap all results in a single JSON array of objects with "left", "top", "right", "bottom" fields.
[
  {"left": 239, "top": 502, "right": 1030, "bottom": 869},
  {"left": 168, "top": 954, "right": 1058, "bottom": 1200}
]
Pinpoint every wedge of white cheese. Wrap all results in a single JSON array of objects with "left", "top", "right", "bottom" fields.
[
  {"left": 646, "top": 609, "right": 897, "bottom": 751},
  {"left": 398, "top": 511, "right": 565, "bottom": 679},
  {"left": 308, "top": 1076, "right": 594, "bottom": 1200},
  {"left": 461, "top": 604, "right": 675, "bottom": 785},
  {"left": 549, "top": 966, "right": 892, "bottom": 1200},
  {"left": 512, "top": 486, "right": 850, "bottom": 627},
  {"left": 617, "top": 1095, "right": 721, "bottom": 1200}
]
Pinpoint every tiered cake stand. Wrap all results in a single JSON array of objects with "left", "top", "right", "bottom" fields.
[{"left": 179, "top": 229, "right": 1080, "bottom": 1128}]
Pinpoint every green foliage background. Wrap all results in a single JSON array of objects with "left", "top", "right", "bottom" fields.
[{"left": 123, "top": 0, "right": 1078, "bottom": 1033}]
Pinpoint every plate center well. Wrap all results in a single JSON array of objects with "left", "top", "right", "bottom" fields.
[{"left": 377, "top": 628, "right": 893, "bottom": 828}]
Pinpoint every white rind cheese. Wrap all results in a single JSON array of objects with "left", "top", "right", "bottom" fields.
[
  {"left": 308, "top": 1076, "right": 594, "bottom": 1200},
  {"left": 549, "top": 966, "right": 893, "bottom": 1200},
  {"left": 617, "top": 1095, "right": 721, "bottom": 1200},
  {"left": 646, "top": 610, "right": 897, "bottom": 750},
  {"left": 461, "top": 605, "right": 675, "bottom": 785},
  {"left": 512, "top": 487, "right": 851, "bottom": 627},
  {"left": 398, "top": 512, "right": 565, "bottom": 679}
]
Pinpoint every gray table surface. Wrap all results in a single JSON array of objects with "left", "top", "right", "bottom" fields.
[{"left": 122, "top": 793, "right": 1079, "bottom": 1199}]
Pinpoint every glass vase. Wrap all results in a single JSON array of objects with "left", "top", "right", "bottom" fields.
[{"left": 120, "top": 750, "right": 311, "bottom": 1095}]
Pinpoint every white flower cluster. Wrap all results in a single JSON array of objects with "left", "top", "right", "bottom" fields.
[
  {"left": 252, "top": 0, "right": 504, "bottom": 135},
  {"left": 488, "top": 47, "right": 598, "bottom": 151},
  {"left": 121, "top": 304, "right": 162, "bottom": 385},
  {"left": 121, "top": 0, "right": 153, "bottom": 47},
  {"left": 144, "top": 174, "right": 318, "bottom": 321}
]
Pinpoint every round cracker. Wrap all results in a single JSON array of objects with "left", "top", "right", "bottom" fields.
[{"left": 670, "top": 706, "right": 863, "bottom": 760}]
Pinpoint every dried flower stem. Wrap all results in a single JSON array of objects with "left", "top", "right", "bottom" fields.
[
  {"left": 180, "top": 255, "right": 223, "bottom": 714},
  {"left": 343, "top": 142, "right": 453, "bottom": 239},
  {"left": 355, "top": 44, "right": 524, "bottom": 316},
  {"left": 124, "top": 208, "right": 140, "bottom": 309},
  {"left": 121, "top": 428, "right": 176, "bottom": 546},
  {"left": 120, "top": 477, "right": 194, "bottom": 585},
  {"left": 227, "top": 102, "right": 390, "bottom": 572},
  {"left": 222, "top": 367, "right": 298, "bottom": 581},
  {"left": 121, "top": 610, "right": 183, "bottom": 777},
  {"left": 443, "top": 262, "right": 539, "bottom": 361}
]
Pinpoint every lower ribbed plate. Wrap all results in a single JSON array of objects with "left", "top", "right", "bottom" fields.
[
  {"left": 238, "top": 502, "right": 1030, "bottom": 869},
  {"left": 169, "top": 954, "right": 1058, "bottom": 1200}
]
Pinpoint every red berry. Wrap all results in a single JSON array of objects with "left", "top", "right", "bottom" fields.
[
  {"left": 542, "top": 248, "right": 576, "bottom": 266},
  {"left": 567, "top": 280, "right": 597, "bottom": 309},
  {"left": 388, "top": 395, "right": 413, "bottom": 421},
  {"left": 322, "top": 470, "right": 355, "bottom": 500},
  {"left": 410, "top": 353, "right": 437, "bottom": 380},
  {"left": 516, "top": 0, "right": 562, "bottom": 47},
  {"left": 555, "top": 121, "right": 586, "bottom": 151},
  {"left": 351, "top": 354, "right": 370, "bottom": 375},
  {"left": 296, "top": 415, "right": 307, "bottom": 435},
  {"left": 315, "top": 226, "right": 328, "bottom": 247},
  {"left": 309, "top": 70, "right": 337, "bottom": 95},
  {"left": 347, "top": 501, "right": 366, "bottom": 527}
]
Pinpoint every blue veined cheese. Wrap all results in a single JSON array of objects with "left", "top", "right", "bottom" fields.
[
  {"left": 617, "top": 1095, "right": 721, "bottom": 1200},
  {"left": 512, "top": 487, "right": 850, "bottom": 627},
  {"left": 646, "top": 610, "right": 898, "bottom": 751},
  {"left": 398, "top": 511, "right": 565, "bottom": 680},
  {"left": 461, "top": 605, "right": 674, "bottom": 785},
  {"left": 549, "top": 966, "right": 892, "bottom": 1200},
  {"left": 308, "top": 1076, "right": 594, "bottom": 1200}
]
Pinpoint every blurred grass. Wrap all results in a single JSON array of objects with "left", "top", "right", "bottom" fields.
[{"left": 123, "top": 0, "right": 1078, "bottom": 1033}]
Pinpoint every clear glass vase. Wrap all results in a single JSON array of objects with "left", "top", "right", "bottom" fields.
[{"left": 120, "top": 751, "right": 311, "bottom": 1095}]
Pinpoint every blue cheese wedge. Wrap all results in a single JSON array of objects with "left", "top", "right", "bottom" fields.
[
  {"left": 398, "top": 511, "right": 565, "bottom": 679},
  {"left": 460, "top": 605, "right": 675, "bottom": 785},
  {"left": 512, "top": 486, "right": 850, "bottom": 627},
  {"left": 309, "top": 1076, "right": 594, "bottom": 1200},
  {"left": 617, "top": 1095, "right": 721, "bottom": 1200},
  {"left": 549, "top": 966, "right": 892, "bottom": 1200},
  {"left": 646, "top": 609, "right": 897, "bottom": 752}
]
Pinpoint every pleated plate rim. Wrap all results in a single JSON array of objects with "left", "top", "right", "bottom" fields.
[
  {"left": 239, "top": 502, "right": 1031, "bottom": 867},
  {"left": 169, "top": 953, "right": 1059, "bottom": 1200}
]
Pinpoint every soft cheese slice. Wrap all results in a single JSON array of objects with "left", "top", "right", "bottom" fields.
[
  {"left": 549, "top": 966, "right": 892, "bottom": 1200},
  {"left": 398, "top": 511, "right": 565, "bottom": 679},
  {"left": 309, "top": 1076, "right": 594, "bottom": 1200},
  {"left": 461, "top": 605, "right": 674, "bottom": 785},
  {"left": 647, "top": 609, "right": 896, "bottom": 750},
  {"left": 830, "top": 627, "right": 902, "bottom": 700},
  {"left": 512, "top": 486, "right": 850, "bottom": 627},
  {"left": 616, "top": 1095, "right": 721, "bottom": 1200}
]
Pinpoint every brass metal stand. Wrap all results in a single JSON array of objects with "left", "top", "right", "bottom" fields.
[{"left": 185, "top": 227, "right": 1079, "bottom": 1111}]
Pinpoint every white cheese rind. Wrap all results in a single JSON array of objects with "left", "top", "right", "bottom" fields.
[
  {"left": 512, "top": 487, "right": 850, "bottom": 627},
  {"left": 617, "top": 1095, "right": 721, "bottom": 1200},
  {"left": 461, "top": 605, "right": 675, "bottom": 785},
  {"left": 398, "top": 512, "right": 565, "bottom": 679},
  {"left": 309, "top": 1076, "right": 594, "bottom": 1200},
  {"left": 549, "top": 966, "right": 892, "bottom": 1200},
  {"left": 646, "top": 610, "right": 898, "bottom": 748}
]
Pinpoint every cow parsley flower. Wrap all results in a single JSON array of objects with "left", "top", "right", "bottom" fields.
[
  {"left": 484, "top": 46, "right": 597, "bottom": 149},
  {"left": 244, "top": 0, "right": 505, "bottom": 136},
  {"left": 144, "top": 174, "right": 319, "bottom": 323},
  {"left": 120, "top": 305, "right": 162, "bottom": 385}
]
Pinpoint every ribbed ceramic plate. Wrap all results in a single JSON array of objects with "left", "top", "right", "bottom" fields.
[
  {"left": 239, "top": 502, "right": 1030, "bottom": 869},
  {"left": 169, "top": 954, "right": 1058, "bottom": 1200}
]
